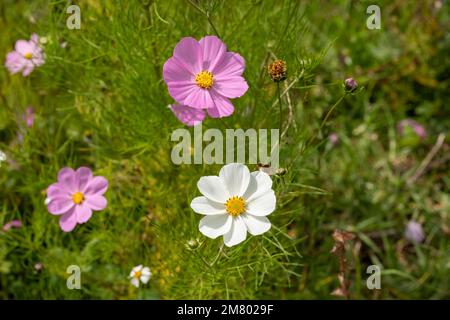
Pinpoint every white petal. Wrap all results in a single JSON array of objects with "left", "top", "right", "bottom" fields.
[
  {"left": 242, "top": 214, "right": 271, "bottom": 235},
  {"left": 130, "top": 265, "right": 143, "bottom": 278},
  {"left": 219, "top": 163, "right": 251, "bottom": 196},
  {"left": 197, "top": 176, "right": 229, "bottom": 203},
  {"left": 199, "top": 214, "right": 232, "bottom": 239},
  {"left": 130, "top": 278, "right": 140, "bottom": 288},
  {"left": 243, "top": 171, "right": 273, "bottom": 202},
  {"left": 140, "top": 275, "right": 151, "bottom": 284},
  {"left": 141, "top": 267, "right": 151, "bottom": 276},
  {"left": 223, "top": 216, "right": 247, "bottom": 247},
  {"left": 190, "top": 196, "right": 226, "bottom": 215},
  {"left": 246, "top": 191, "right": 276, "bottom": 216}
]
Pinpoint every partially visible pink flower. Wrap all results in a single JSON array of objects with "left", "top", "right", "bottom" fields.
[
  {"left": 163, "top": 36, "right": 248, "bottom": 119},
  {"left": 23, "top": 106, "right": 35, "bottom": 128},
  {"left": 34, "top": 263, "right": 44, "bottom": 271},
  {"left": 397, "top": 119, "right": 427, "bottom": 140},
  {"left": 5, "top": 33, "right": 45, "bottom": 77},
  {"left": 169, "top": 103, "right": 206, "bottom": 126},
  {"left": 45, "top": 167, "right": 108, "bottom": 232},
  {"left": 405, "top": 220, "right": 425, "bottom": 243},
  {"left": 328, "top": 133, "right": 339, "bottom": 146},
  {"left": 2, "top": 220, "right": 22, "bottom": 231}
]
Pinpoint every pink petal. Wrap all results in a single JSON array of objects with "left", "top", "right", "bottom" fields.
[
  {"left": 170, "top": 103, "right": 206, "bottom": 126},
  {"left": 47, "top": 198, "right": 74, "bottom": 215},
  {"left": 172, "top": 37, "right": 202, "bottom": 75},
  {"left": 84, "top": 176, "right": 108, "bottom": 195},
  {"left": 213, "top": 52, "right": 245, "bottom": 78},
  {"left": 85, "top": 194, "right": 107, "bottom": 211},
  {"left": 5, "top": 51, "right": 25, "bottom": 74},
  {"left": 163, "top": 57, "right": 194, "bottom": 82},
  {"left": 183, "top": 87, "right": 215, "bottom": 109},
  {"left": 76, "top": 167, "right": 93, "bottom": 191},
  {"left": 59, "top": 207, "right": 77, "bottom": 232},
  {"left": 214, "top": 76, "right": 249, "bottom": 99},
  {"left": 47, "top": 183, "right": 70, "bottom": 199},
  {"left": 167, "top": 80, "right": 198, "bottom": 105},
  {"left": 207, "top": 92, "right": 235, "bottom": 118},
  {"left": 15, "top": 40, "right": 33, "bottom": 55},
  {"left": 22, "top": 63, "right": 35, "bottom": 77},
  {"left": 30, "top": 34, "right": 39, "bottom": 44},
  {"left": 75, "top": 203, "right": 93, "bottom": 224},
  {"left": 199, "top": 35, "right": 227, "bottom": 71},
  {"left": 57, "top": 168, "right": 77, "bottom": 193}
]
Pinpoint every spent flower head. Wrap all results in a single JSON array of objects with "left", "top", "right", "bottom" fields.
[
  {"left": 268, "top": 59, "right": 287, "bottom": 82},
  {"left": 45, "top": 167, "right": 108, "bottom": 232},
  {"left": 2, "top": 220, "right": 22, "bottom": 232}
]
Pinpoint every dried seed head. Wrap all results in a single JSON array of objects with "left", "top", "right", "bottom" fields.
[{"left": 268, "top": 59, "right": 287, "bottom": 82}]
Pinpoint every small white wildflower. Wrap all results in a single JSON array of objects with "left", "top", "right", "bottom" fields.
[{"left": 129, "top": 265, "right": 151, "bottom": 288}]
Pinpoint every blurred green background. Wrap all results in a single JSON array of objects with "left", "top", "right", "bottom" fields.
[{"left": 0, "top": 0, "right": 449, "bottom": 299}]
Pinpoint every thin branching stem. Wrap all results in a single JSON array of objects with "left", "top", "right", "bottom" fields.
[{"left": 305, "top": 94, "right": 346, "bottom": 148}]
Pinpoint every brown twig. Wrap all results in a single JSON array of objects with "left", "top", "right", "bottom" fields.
[{"left": 330, "top": 230, "right": 355, "bottom": 299}]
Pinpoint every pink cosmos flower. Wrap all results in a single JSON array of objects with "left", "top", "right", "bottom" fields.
[
  {"left": 2, "top": 220, "right": 22, "bottom": 232},
  {"left": 45, "top": 167, "right": 108, "bottom": 232},
  {"left": 5, "top": 34, "right": 45, "bottom": 76},
  {"left": 23, "top": 106, "right": 35, "bottom": 128},
  {"left": 405, "top": 220, "right": 425, "bottom": 243},
  {"left": 397, "top": 119, "right": 427, "bottom": 140},
  {"left": 163, "top": 36, "right": 248, "bottom": 119}
]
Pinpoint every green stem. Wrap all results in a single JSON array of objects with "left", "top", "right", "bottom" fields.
[
  {"left": 277, "top": 82, "right": 283, "bottom": 137},
  {"left": 306, "top": 94, "right": 346, "bottom": 148},
  {"left": 186, "top": 0, "right": 222, "bottom": 38},
  {"left": 206, "top": 12, "right": 221, "bottom": 38}
]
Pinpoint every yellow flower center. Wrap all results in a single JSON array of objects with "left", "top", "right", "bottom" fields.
[
  {"left": 24, "top": 52, "right": 33, "bottom": 60},
  {"left": 225, "top": 196, "right": 246, "bottom": 216},
  {"left": 72, "top": 192, "right": 84, "bottom": 205},
  {"left": 134, "top": 271, "right": 142, "bottom": 279},
  {"left": 195, "top": 71, "right": 214, "bottom": 89}
]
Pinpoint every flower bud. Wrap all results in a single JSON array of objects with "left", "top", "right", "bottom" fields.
[{"left": 344, "top": 77, "right": 358, "bottom": 92}]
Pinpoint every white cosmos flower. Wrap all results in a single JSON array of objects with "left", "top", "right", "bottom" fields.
[
  {"left": 129, "top": 265, "right": 151, "bottom": 288},
  {"left": 190, "top": 163, "right": 276, "bottom": 247}
]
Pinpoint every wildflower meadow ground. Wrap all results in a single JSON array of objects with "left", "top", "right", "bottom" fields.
[{"left": 0, "top": 0, "right": 449, "bottom": 300}]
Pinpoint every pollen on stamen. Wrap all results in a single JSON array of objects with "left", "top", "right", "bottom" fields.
[
  {"left": 72, "top": 192, "right": 84, "bottom": 205},
  {"left": 195, "top": 71, "right": 214, "bottom": 89},
  {"left": 225, "top": 196, "right": 246, "bottom": 216},
  {"left": 24, "top": 52, "right": 33, "bottom": 60}
]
